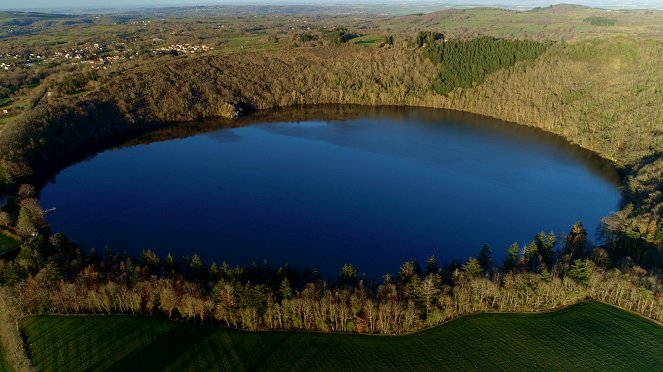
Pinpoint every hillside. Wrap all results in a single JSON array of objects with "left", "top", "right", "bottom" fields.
[
  {"left": 0, "top": 34, "right": 660, "bottom": 246},
  {"left": 2, "top": 36, "right": 661, "bottom": 172},
  {"left": 381, "top": 6, "right": 663, "bottom": 40}
]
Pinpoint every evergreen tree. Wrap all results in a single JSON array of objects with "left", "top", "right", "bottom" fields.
[
  {"left": 188, "top": 254, "right": 206, "bottom": 281},
  {"left": 125, "top": 257, "right": 140, "bottom": 286},
  {"left": 16, "top": 198, "right": 47, "bottom": 238},
  {"left": 399, "top": 260, "right": 422, "bottom": 284},
  {"left": 568, "top": 259, "right": 595, "bottom": 284},
  {"left": 462, "top": 257, "right": 482, "bottom": 278},
  {"left": 140, "top": 249, "right": 161, "bottom": 275},
  {"left": 565, "top": 222, "right": 588, "bottom": 259},
  {"left": 504, "top": 243, "right": 520, "bottom": 271},
  {"left": 89, "top": 247, "right": 101, "bottom": 267},
  {"left": 339, "top": 263, "right": 358, "bottom": 287},
  {"left": 535, "top": 231, "right": 557, "bottom": 268},
  {"left": 165, "top": 253, "right": 178, "bottom": 275},
  {"left": 416, "top": 31, "right": 444, "bottom": 47},
  {"left": 524, "top": 241, "right": 540, "bottom": 271},
  {"left": 209, "top": 262, "right": 221, "bottom": 283},
  {"left": 279, "top": 277, "right": 293, "bottom": 300},
  {"left": 478, "top": 244, "right": 492, "bottom": 270},
  {"left": 16, "top": 207, "right": 36, "bottom": 239},
  {"left": 425, "top": 255, "right": 439, "bottom": 275}
]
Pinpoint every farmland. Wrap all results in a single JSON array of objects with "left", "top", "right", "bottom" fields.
[{"left": 20, "top": 302, "right": 663, "bottom": 371}]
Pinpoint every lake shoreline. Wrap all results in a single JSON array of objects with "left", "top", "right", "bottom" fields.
[{"left": 39, "top": 106, "right": 622, "bottom": 277}]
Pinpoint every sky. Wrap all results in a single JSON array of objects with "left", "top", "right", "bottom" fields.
[{"left": 0, "top": 0, "right": 661, "bottom": 11}]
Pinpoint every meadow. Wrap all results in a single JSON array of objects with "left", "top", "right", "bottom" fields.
[
  {"left": 19, "top": 301, "right": 663, "bottom": 371},
  {"left": 0, "top": 234, "right": 18, "bottom": 254}
]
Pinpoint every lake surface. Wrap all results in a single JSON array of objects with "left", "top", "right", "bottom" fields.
[{"left": 40, "top": 106, "right": 621, "bottom": 277}]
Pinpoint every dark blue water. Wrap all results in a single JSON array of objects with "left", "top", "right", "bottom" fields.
[{"left": 40, "top": 107, "right": 621, "bottom": 277}]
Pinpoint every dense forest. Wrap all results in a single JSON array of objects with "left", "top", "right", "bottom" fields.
[
  {"left": 0, "top": 36, "right": 660, "bottom": 247},
  {"left": 423, "top": 37, "right": 550, "bottom": 94}
]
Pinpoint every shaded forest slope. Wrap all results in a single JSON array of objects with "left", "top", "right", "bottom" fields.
[
  {"left": 97, "top": 37, "right": 662, "bottom": 164},
  {"left": 0, "top": 36, "right": 661, "bottom": 242}
]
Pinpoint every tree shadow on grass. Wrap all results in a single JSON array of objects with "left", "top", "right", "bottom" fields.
[{"left": 100, "top": 323, "right": 216, "bottom": 371}]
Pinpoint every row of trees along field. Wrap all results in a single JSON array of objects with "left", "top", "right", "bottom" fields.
[{"left": 1, "top": 215, "right": 662, "bottom": 336}]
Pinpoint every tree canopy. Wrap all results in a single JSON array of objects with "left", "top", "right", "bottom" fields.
[{"left": 423, "top": 36, "right": 550, "bottom": 95}]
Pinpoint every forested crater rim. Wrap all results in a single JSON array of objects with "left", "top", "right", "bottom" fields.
[{"left": 40, "top": 104, "right": 625, "bottom": 192}]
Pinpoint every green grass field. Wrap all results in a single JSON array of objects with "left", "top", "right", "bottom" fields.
[
  {"left": 0, "top": 345, "right": 9, "bottom": 372},
  {"left": 0, "top": 234, "right": 18, "bottom": 254},
  {"left": 18, "top": 301, "right": 663, "bottom": 371},
  {"left": 384, "top": 6, "right": 663, "bottom": 40},
  {"left": 351, "top": 35, "right": 385, "bottom": 47}
]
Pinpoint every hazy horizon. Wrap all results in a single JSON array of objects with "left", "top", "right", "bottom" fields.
[{"left": 1, "top": 0, "right": 662, "bottom": 12}]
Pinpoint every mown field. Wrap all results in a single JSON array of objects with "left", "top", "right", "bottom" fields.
[
  {"left": 18, "top": 301, "right": 663, "bottom": 371},
  {"left": 0, "top": 234, "right": 18, "bottom": 254},
  {"left": 0, "top": 346, "right": 9, "bottom": 372}
]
